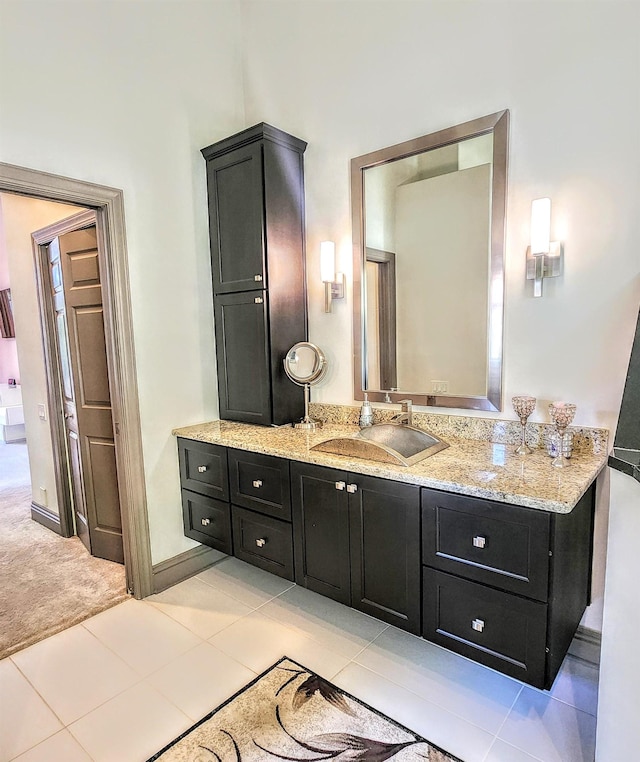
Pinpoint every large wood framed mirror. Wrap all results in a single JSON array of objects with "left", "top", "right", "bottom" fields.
[{"left": 351, "top": 110, "right": 509, "bottom": 411}]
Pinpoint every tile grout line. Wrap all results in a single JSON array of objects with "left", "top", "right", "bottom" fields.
[{"left": 479, "top": 683, "right": 525, "bottom": 762}]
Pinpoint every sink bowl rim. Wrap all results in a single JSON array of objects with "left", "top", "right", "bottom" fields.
[{"left": 311, "top": 423, "right": 449, "bottom": 467}]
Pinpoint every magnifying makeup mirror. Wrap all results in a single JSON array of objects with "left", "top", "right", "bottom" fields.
[{"left": 283, "top": 342, "right": 327, "bottom": 429}]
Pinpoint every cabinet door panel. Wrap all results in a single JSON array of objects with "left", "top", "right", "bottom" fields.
[
  {"left": 228, "top": 449, "right": 291, "bottom": 520},
  {"left": 231, "top": 506, "right": 294, "bottom": 581},
  {"left": 291, "top": 462, "right": 351, "bottom": 605},
  {"left": 422, "top": 488, "right": 550, "bottom": 602},
  {"left": 207, "top": 143, "right": 265, "bottom": 293},
  {"left": 423, "top": 568, "right": 548, "bottom": 688},
  {"left": 349, "top": 475, "right": 421, "bottom": 634},
  {"left": 214, "top": 291, "right": 272, "bottom": 425},
  {"left": 178, "top": 438, "right": 229, "bottom": 501},
  {"left": 181, "top": 490, "right": 232, "bottom": 554}
]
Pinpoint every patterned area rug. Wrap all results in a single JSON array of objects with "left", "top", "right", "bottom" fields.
[{"left": 148, "top": 657, "right": 463, "bottom": 761}]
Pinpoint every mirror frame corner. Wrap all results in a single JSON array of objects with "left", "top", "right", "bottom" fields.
[{"left": 351, "top": 109, "right": 509, "bottom": 413}]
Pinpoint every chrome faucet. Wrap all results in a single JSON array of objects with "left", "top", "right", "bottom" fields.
[{"left": 392, "top": 399, "right": 413, "bottom": 426}]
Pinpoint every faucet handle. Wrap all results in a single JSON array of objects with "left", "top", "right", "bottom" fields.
[{"left": 399, "top": 399, "right": 412, "bottom": 411}]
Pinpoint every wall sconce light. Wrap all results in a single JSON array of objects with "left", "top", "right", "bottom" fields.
[
  {"left": 526, "top": 197, "right": 563, "bottom": 297},
  {"left": 320, "top": 240, "right": 345, "bottom": 313}
]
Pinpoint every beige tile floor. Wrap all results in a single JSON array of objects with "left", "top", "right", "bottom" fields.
[{"left": 0, "top": 556, "right": 598, "bottom": 762}]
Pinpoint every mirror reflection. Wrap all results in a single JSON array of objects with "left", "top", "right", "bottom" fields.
[{"left": 352, "top": 111, "right": 509, "bottom": 411}]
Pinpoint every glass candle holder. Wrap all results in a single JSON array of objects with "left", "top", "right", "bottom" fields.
[
  {"left": 548, "top": 402, "right": 576, "bottom": 468},
  {"left": 512, "top": 396, "right": 536, "bottom": 455}
]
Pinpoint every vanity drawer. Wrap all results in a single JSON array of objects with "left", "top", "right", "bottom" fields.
[
  {"left": 228, "top": 449, "right": 291, "bottom": 521},
  {"left": 423, "top": 568, "right": 548, "bottom": 687},
  {"left": 182, "top": 489, "right": 232, "bottom": 554},
  {"left": 231, "top": 505, "right": 294, "bottom": 581},
  {"left": 422, "top": 488, "right": 551, "bottom": 602},
  {"left": 178, "top": 438, "right": 229, "bottom": 501}
]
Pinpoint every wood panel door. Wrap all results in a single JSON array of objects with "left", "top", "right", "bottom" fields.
[
  {"left": 48, "top": 226, "right": 123, "bottom": 563},
  {"left": 206, "top": 142, "right": 265, "bottom": 294},
  {"left": 213, "top": 291, "right": 272, "bottom": 425},
  {"left": 349, "top": 474, "right": 421, "bottom": 634},
  {"left": 291, "top": 462, "right": 351, "bottom": 605}
]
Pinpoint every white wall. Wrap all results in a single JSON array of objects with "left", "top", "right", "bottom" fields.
[
  {"left": 0, "top": 195, "right": 86, "bottom": 514},
  {"left": 0, "top": 0, "right": 245, "bottom": 562},
  {"left": 239, "top": 0, "right": 640, "bottom": 629},
  {"left": 596, "top": 468, "right": 640, "bottom": 759}
]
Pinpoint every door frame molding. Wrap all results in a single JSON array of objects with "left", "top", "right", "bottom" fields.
[{"left": 0, "top": 162, "right": 153, "bottom": 598}]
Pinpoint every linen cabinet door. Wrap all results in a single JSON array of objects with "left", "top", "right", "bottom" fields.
[
  {"left": 349, "top": 474, "right": 421, "bottom": 634},
  {"left": 214, "top": 291, "right": 272, "bottom": 425},
  {"left": 206, "top": 142, "right": 265, "bottom": 294},
  {"left": 291, "top": 462, "right": 351, "bottom": 605}
]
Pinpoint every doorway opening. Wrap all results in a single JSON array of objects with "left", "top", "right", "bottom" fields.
[{"left": 0, "top": 163, "right": 153, "bottom": 610}]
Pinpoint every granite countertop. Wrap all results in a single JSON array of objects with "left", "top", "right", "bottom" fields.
[{"left": 173, "top": 419, "right": 607, "bottom": 514}]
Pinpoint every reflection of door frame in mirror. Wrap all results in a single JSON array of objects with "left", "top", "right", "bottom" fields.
[
  {"left": 351, "top": 110, "right": 509, "bottom": 412},
  {"left": 365, "top": 248, "right": 397, "bottom": 391}
]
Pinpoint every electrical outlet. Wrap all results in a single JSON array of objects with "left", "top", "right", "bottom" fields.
[
  {"left": 39, "top": 487, "right": 47, "bottom": 506},
  {"left": 37, "top": 403, "right": 47, "bottom": 421},
  {"left": 431, "top": 380, "right": 449, "bottom": 393}
]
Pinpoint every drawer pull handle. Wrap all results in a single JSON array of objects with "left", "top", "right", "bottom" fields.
[
  {"left": 197, "top": 465, "right": 208, "bottom": 473},
  {"left": 254, "top": 274, "right": 263, "bottom": 282},
  {"left": 252, "top": 479, "right": 263, "bottom": 488},
  {"left": 472, "top": 618, "right": 485, "bottom": 633},
  {"left": 473, "top": 536, "right": 486, "bottom": 549},
  {"left": 346, "top": 484, "right": 358, "bottom": 494},
  {"left": 201, "top": 518, "right": 211, "bottom": 526},
  {"left": 335, "top": 481, "right": 346, "bottom": 491},
  {"left": 255, "top": 538, "right": 267, "bottom": 548},
  {"left": 254, "top": 297, "right": 264, "bottom": 304}
]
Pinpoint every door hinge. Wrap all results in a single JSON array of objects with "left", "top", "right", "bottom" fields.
[{"left": 114, "top": 422, "right": 121, "bottom": 436}]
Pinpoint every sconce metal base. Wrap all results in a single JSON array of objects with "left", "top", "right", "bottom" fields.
[
  {"left": 526, "top": 242, "right": 563, "bottom": 297},
  {"left": 324, "top": 273, "right": 345, "bottom": 312}
]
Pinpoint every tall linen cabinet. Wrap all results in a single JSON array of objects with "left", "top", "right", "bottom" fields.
[{"left": 202, "top": 124, "right": 308, "bottom": 426}]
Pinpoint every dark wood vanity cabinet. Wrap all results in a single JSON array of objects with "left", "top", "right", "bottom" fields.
[
  {"left": 291, "top": 462, "right": 421, "bottom": 634},
  {"left": 421, "top": 486, "right": 595, "bottom": 689},
  {"left": 178, "top": 437, "right": 595, "bottom": 688},
  {"left": 201, "top": 124, "right": 308, "bottom": 427},
  {"left": 178, "top": 439, "right": 294, "bottom": 580},
  {"left": 178, "top": 438, "right": 232, "bottom": 554}
]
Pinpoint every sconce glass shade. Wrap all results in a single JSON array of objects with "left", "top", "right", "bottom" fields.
[
  {"left": 320, "top": 241, "right": 336, "bottom": 282},
  {"left": 531, "top": 198, "right": 551, "bottom": 255}
]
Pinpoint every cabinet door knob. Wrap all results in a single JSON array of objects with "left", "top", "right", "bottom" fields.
[
  {"left": 472, "top": 536, "right": 486, "bottom": 549},
  {"left": 254, "top": 274, "right": 263, "bottom": 282},
  {"left": 255, "top": 538, "right": 266, "bottom": 548},
  {"left": 201, "top": 518, "right": 211, "bottom": 526},
  {"left": 471, "top": 618, "right": 485, "bottom": 633},
  {"left": 197, "top": 465, "right": 208, "bottom": 473},
  {"left": 335, "top": 481, "right": 346, "bottom": 490},
  {"left": 254, "top": 296, "right": 264, "bottom": 304},
  {"left": 252, "top": 479, "right": 263, "bottom": 488},
  {"left": 346, "top": 484, "right": 358, "bottom": 494}
]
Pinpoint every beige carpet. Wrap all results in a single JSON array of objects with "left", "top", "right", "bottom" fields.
[
  {"left": 0, "top": 441, "right": 129, "bottom": 659},
  {"left": 149, "top": 658, "right": 463, "bottom": 761}
]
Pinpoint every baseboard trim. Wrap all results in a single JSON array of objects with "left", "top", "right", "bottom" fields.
[
  {"left": 568, "top": 625, "right": 601, "bottom": 667},
  {"left": 30, "top": 502, "right": 63, "bottom": 536},
  {"left": 152, "top": 545, "right": 227, "bottom": 594}
]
